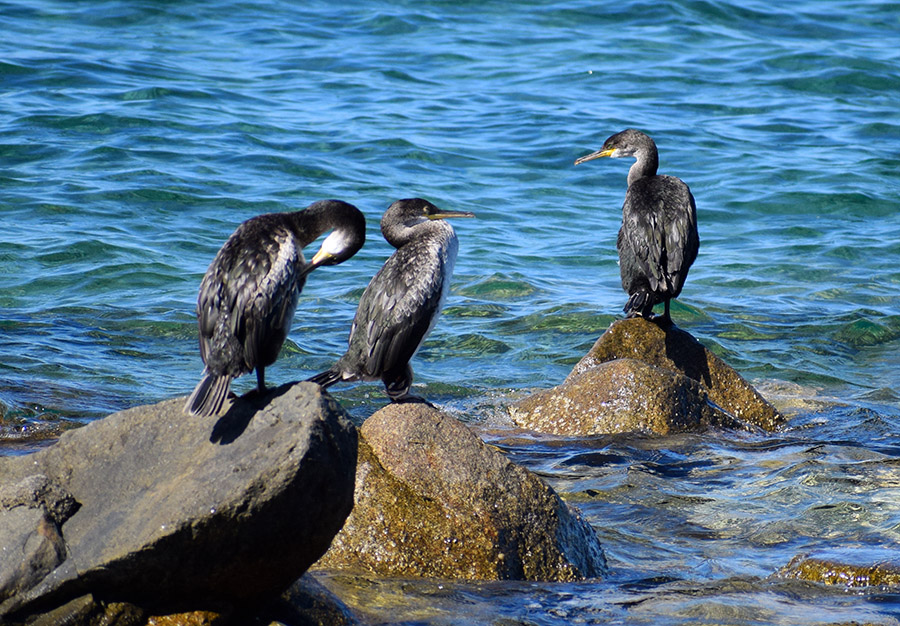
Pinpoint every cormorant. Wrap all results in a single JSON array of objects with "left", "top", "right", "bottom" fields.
[
  {"left": 309, "top": 198, "right": 474, "bottom": 402},
  {"left": 185, "top": 199, "right": 366, "bottom": 417},
  {"left": 575, "top": 128, "right": 699, "bottom": 325}
]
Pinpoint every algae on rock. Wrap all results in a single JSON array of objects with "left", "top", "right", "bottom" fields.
[
  {"left": 510, "top": 318, "right": 783, "bottom": 436},
  {"left": 317, "top": 402, "right": 607, "bottom": 582}
]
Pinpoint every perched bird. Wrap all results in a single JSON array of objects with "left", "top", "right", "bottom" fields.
[
  {"left": 185, "top": 199, "right": 366, "bottom": 417},
  {"left": 309, "top": 198, "right": 474, "bottom": 402},
  {"left": 576, "top": 128, "right": 699, "bottom": 325}
]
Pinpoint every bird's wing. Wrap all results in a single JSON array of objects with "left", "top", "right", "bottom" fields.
[
  {"left": 197, "top": 223, "right": 301, "bottom": 369},
  {"left": 662, "top": 179, "right": 699, "bottom": 280},
  {"left": 619, "top": 190, "right": 666, "bottom": 292},
  {"left": 350, "top": 243, "right": 445, "bottom": 379}
]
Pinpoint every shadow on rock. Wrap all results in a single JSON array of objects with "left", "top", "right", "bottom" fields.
[{"left": 209, "top": 384, "right": 292, "bottom": 445}]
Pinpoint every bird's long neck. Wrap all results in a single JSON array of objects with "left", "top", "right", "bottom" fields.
[
  {"left": 288, "top": 201, "right": 363, "bottom": 249},
  {"left": 627, "top": 147, "right": 659, "bottom": 187},
  {"left": 382, "top": 218, "right": 453, "bottom": 250}
]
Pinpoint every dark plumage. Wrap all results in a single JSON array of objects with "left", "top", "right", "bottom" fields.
[
  {"left": 309, "top": 198, "right": 474, "bottom": 402},
  {"left": 185, "top": 199, "right": 366, "bottom": 417},
  {"left": 576, "top": 128, "right": 699, "bottom": 324}
]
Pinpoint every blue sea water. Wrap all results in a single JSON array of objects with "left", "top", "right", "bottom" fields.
[{"left": 2, "top": 0, "right": 900, "bottom": 623}]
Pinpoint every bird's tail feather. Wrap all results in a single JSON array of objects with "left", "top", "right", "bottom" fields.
[
  {"left": 184, "top": 373, "right": 232, "bottom": 417},
  {"left": 307, "top": 368, "right": 342, "bottom": 388},
  {"left": 623, "top": 291, "right": 653, "bottom": 318}
]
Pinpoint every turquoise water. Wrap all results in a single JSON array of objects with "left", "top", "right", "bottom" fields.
[{"left": 2, "top": 0, "right": 900, "bottom": 622}]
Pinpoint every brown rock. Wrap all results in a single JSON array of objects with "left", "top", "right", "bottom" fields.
[
  {"left": 145, "top": 610, "right": 227, "bottom": 626},
  {"left": 570, "top": 318, "right": 783, "bottom": 431},
  {"left": 510, "top": 358, "right": 735, "bottom": 436},
  {"left": 779, "top": 553, "right": 900, "bottom": 588},
  {"left": 317, "top": 402, "right": 606, "bottom": 582}
]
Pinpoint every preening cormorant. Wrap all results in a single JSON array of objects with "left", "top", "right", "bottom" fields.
[
  {"left": 576, "top": 128, "right": 699, "bottom": 325},
  {"left": 185, "top": 199, "right": 366, "bottom": 417},
  {"left": 309, "top": 198, "right": 474, "bottom": 402}
]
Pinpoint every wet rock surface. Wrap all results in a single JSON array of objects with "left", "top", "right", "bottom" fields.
[
  {"left": 779, "top": 553, "right": 900, "bottom": 588},
  {"left": 316, "top": 402, "right": 607, "bottom": 581},
  {"left": 510, "top": 318, "right": 783, "bottom": 436},
  {"left": 0, "top": 382, "right": 357, "bottom": 621}
]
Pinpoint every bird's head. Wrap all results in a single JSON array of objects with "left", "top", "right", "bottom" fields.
[
  {"left": 385, "top": 198, "right": 475, "bottom": 228},
  {"left": 304, "top": 200, "right": 367, "bottom": 274},
  {"left": 574, "top": 128, "right": 655, "bottom": 165}
]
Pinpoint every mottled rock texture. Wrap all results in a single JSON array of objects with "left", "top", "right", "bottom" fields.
[
  {"left": 779, "top": 554, "right": 900, "bottom": 588},
  {"left": 317, "top": 402, "right": 607, "bottom": 581},
  {"left": 510, "top": 318, "right": 783, "bottom": 436}
]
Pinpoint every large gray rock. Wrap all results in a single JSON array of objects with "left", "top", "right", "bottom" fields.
[
  {"left": 317, "top": 403, "right": 607, "bottom": 581},
  {"left": 0, "top": 382, "right": 357, "bottom": 620},
  {"left": 0, "top": 474, "right": 79, "bottom": 602}
]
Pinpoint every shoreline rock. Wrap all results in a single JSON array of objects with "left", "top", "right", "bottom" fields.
[
  {"left": 510, "top": 357, "right": 737, "bottom": 436},
  {"left": 0, "top": 382, "right": 357, "bottom": 621},
  {"left": 510, "top": 318, "right": 783, "bottom": 436},
  {"left": 316, "top": 402, "right": 607, "bottom": 581}
]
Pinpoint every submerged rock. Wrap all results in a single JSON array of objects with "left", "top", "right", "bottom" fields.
[
  {"left": 277, "top": 573, "right": 364, "bottom": 626},
  {"left": 317, "top": 402, "right": 606, "bottom": 581},
  {"left": 0, "top": 382, "right": 357, "bottom": 621},
  {"left": 510, "top": 318, "right": 783, "bottom": 436},
  {"left": 779, "top": 553, "right": 900, "bottom": 588}
]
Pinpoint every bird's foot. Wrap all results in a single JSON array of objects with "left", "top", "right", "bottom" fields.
[
  {"left": 390, "top": 394, "right": 434, "bottom": 408},
  {"left": 623, "top": 310, "right": 658, "bottom": 322}
]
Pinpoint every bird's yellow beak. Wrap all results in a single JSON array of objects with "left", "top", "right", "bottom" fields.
[
  {"left": 309, "top": 248, "right": 332, "bottom": 266},
  {"left": 574, "top": 148, "right": 615, "bottom": 165},
  {"left": 302, "top": 248, "right": 334, "bottom": 275}
]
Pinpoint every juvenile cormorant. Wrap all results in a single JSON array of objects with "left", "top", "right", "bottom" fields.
[
  {"left": 309, "top": 198, "right": 474, "bottom": 402},
  {"left": 185, "top": 199, "right": 366, "bottom": 417},
  {"left": 575, "top": 128, "right": 699, "bottom": 325}
]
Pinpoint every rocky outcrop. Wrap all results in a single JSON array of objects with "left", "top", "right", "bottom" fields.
[
  {"left": 316, "top": 402, "right": 607, "bottom": 581},
  {"left": 573, "top": 318, "right": 783, "bottom": 430},
  {"left": 0, "top": 382, "right": 357, "bottom": 622},
  {"left": 510, "top": 318, "right": 783, "bottom": 436},
  {"left": 510, "top": 358, "right": 736, "bottom": 436}
]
